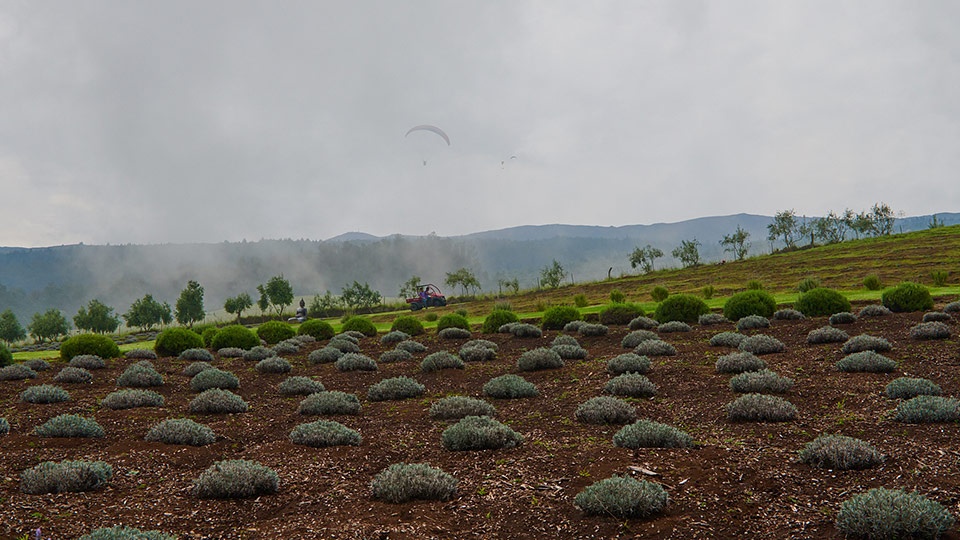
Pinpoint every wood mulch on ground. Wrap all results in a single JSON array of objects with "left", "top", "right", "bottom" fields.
[{"left": 1, "top": 303, "right": 959, "bottom": 539}]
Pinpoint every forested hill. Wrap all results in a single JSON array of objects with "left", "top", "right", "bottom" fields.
[{"left": 1, "top": 212, "right": 958, "bottom": 322}]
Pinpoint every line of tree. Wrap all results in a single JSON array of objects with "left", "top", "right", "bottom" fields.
[{"left": 767, "top": 203, "right": 897, "bottom": 251}]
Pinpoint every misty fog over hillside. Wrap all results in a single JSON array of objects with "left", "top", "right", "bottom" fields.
[{"left": 1, "top": 212, "right": 957, "bottom": 323}]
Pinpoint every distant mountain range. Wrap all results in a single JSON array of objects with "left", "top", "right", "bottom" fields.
[{"left": 2, "top": 212, "right": 958, "bottom": 323}]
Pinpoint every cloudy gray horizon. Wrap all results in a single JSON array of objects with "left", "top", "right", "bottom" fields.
[{"left": 1, "top": 0, "right": 958, "bottom": 248}]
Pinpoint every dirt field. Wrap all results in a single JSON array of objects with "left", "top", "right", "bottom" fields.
[{"left": 1, "top": 304, "right": 959, "bottom": 539}]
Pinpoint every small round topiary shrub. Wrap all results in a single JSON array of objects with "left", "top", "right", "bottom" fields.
[
  {"left": 20, "top": 384, "right": 69, "bottom": 404},
  {"left": 893, "top": 395, "right": 960, "bottom": 423},
  {"left": 438, "top": 327, "right": 472, "bottom": 340},
  {"left": 598, "top": 303, "right": 644, "bottom": 325},
  {"left": 21, "top": 460, "right": 112, "bottom": 494},
  {"left": 241, "top": 346, "right": 273, "bottom": 362},
  {"left": 726, "top": 394, "right": 797, "bottom": 422},
  {"left": 829, "top": 312, "right": 857, "bottom": 325},
  {"left": 621, "top": 330, "right": 658, "bottom": 349},
  {"left": 192, "top": 459, "right": 279, "bottom": 499},
  {"left": 100, "top": 389, "right": 164, "bottom": 410},
  {"left": 371, "top": 463, "right": 458, "bottom": 503},
  {"left": 297, "top": 319, "right": 336, "bottom": 341},
  {"left": 842, "top": 334, "right": 892, "bottom": 354},
  {"left": 2, "top": 364, "right": 38, "bottom": 380},
  {"left": 698, "top": 313, "right": 729, "bottom": 325},
  {"left": 420, "top": 351, "right": 465, "bottom": 373},
  {"left": 183, "top": 361, "right": 215, "bottom": 377},
  {"left": 395, "top": 340, "right": 427, "bottom": 354},
  {"left": 862, "top": 274, "right": 883, "bottom": 290},
  {"left": 209, "top": 324, "right": 260, "bottom": 350},
  {"left": 60, "top": 333, "right": 121, "bottom": 362},
  {"left": 436, "top": 313, "right": 470, "bottom": 332},
  {"left": 189, "top": 389, "right": 248, "bottom": 414},
  {"left": 79, "top": 527, "right": 176, "bottom": 540},
  {"left": 773, "top": 309, "right": 804, "bottom": 321},
  {"left": 654, "top": 294, "right": 709, "bottom": 324},
  {"left": 633, "top": 339, "right": 677, "bottom": 357},
  {"left": 574, "top": 475, "right": 669, "bottom": 519},
  {"left": 835, "top": 488, "right": 955, "bottom": 539},
  {"left": 794, "top": 287, "right": 851, "bottom": 317},
  {"left": 389, "top": 315, "right": 424, "bottom": 336},
  {"left": 658, "top": 321, "right": 692, "bottom": 333},
  {"left": 145, "top": 418, "right": 216, "bottom": 446},
  {"left": 200, "top": 327, "right": 218, "bottom": 348},
  {"left": 256, "top": 321, "right": 296, "bottom": 344},
  {"left": 125, "top": 348, "right": 158, "bottom": 360},
  {"left": 578, "top": 323, "right": 609, "bottom": 337},
  {"left": 923, "top": 311, "right": 952, "bottom": 323},
  {"left": 335, "top": 353, "right": 378, "bottom": 372},
  {"left": 380, "top": 331, "right": 410, "bottom": 345},
  {"left": 723, "top": 290, "right": 777, "bottom": 321},
  {"left": 53, "top": 366, "right": 93, "bottom": 384},
  {"left": 290, "top": 420, "right": 361, "bottom": 448},
  {"left": 613, "top": 420, "right": 694, "bottom": 449},
  {"left": 483, "top": 374, "right": 539, "bottom": 399},
  {"left": 298, "top": 391, "right": 361, "bottom": 415},
  {"left": 606, "top": 353, "right": 651, "bottom": 375},
  {"left": 799, "top": 434, "right": 883, "bottom": 470},
  {"left": 715, "top": 352, "right": 766, "bottom": 374},
  {"left": 367, "top": 376, "right": 426, "bottom": 401},
  {"left": 154, "top": 327, "right": 204, "bottom": 357},
  {"left": 459, "top": 346, "right": 496, "bottom": 362},
  {"left": 481, "top": 309, "right": 518, "bottom": 334},
  {"left": 735, "top": 315, "right": 769, "bottom": 331},
  {"left": 24, "top": 358, "right": 51, "bottom": 371},
  {"left": 709, "top": 331, "right": 746, "bottom": 348},
  {"left": 881, "top": 281, "right": 935, "bottom": 313},
  {"left": 629, "top": 316, "right": 660, "bottom": 330},
  {"left": 380, "top": 349, "right": 414, "bottom": 363},
  {"left": 35, "top": 414, "right": 105, "bottom": 438},
  {"left": 429, "top": 396, "right": 497, "bottom": 420},
  {"left": 442, "top": 415, "right": 524, "bottom": 450},
  {"left": 255, "top": 356, "right": 292, "bottom": 374},
  {"left": 604, "top": 373, "right": 657, "bottom": 398},
  {"left": 117, "top": 363, "right": 164, "bottom": 388},
  {"left": 190, "top": 368, "right": 239, "bottom": 392},
  {"left": 836, "top": 351, "right": 897, "bottom": 373},
  {"left": 179, "top": 348, "right": 214, "bottom": 362},
  {"left": 575, "top": 396, "right": 637, "bottom": 425},
  {"left": 729, "top": 369, "right": 793, "bottom": 394},
  {"left": 517, "top": 348, "right": 564, "bottom": 371},
  {"left": 885, "top": 377, "right": 942, "bottom": 400},
  {"left": 910, "top": 321, "right": 951, "bottom": 340},
  {"left": 859, "top": 304, "right": 892, "bottom": 317},
  {"left": 217, "top": 347, "right": 244, "bottom": 358},
  {"left": 553, "top": 344, "right": 589, "bottom": 360},
  {"left": 69, "top": 354, "right": 106, "bottom": 369},
  {"left": 738, "top": 334, "right": 786, "bottom": 355},
  {"left": 541, "top": 305, "right": 581, "bottom": 330},
  {"left": 0, "top": 343, "right": 11, "bottom": 368},
  {"left": 552, "top": 335, "right": 580, "bottom": 347},
  {"left": 308, "top": 347, "right": 344, "bottom": 364},
  {"left": 563, "top": 320, "right": 587, "bottom": 333},
  {"left": 278, "top": 376, "right": 325, "bottom": 396},
  {"left": 807, "top": 326, "right": 849, "bottom": 344},
  {"left": 508, "top": 323, "right": 542, "bottom": 338},
  {"left": 650, "top": 286, "right": 669, "bottom": 302}
]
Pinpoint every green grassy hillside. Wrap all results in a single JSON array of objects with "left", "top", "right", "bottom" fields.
[{"left": 441, "top": 224, "right": 960, "bottom": 315}]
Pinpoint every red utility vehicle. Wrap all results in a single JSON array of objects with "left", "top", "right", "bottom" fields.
[{"left": 405, "top": 284, "right": 447, "bottom": 311}]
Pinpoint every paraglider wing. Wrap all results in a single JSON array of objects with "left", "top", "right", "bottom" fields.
[{"left": 405, "top": 125, "right": 451, "bottom": 146}]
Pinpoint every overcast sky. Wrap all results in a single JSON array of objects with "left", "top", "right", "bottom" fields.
[{"left": 1, "top": 0, "right": 957, "bottom": 247}]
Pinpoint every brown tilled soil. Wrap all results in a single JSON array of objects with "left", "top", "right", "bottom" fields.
[{"left": 1, "top": 305, "right": 959, "bottom": 539}]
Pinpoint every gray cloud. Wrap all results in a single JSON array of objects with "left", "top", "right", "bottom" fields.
[{"left": 1, "top": 0, "right": 957, "bottom": 247}]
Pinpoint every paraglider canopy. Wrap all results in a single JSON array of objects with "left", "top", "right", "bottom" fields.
[{"left": 405, "top": 125, "right": 450, "bottom": 146}]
